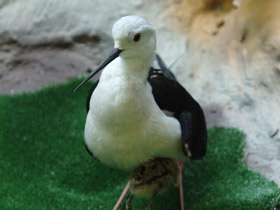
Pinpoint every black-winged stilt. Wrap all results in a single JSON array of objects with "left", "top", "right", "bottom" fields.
[{"left": 74, "top": 15, "right": 207, "bottom": 210}]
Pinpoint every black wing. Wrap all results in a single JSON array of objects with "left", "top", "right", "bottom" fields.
[
  {"left": 86, "top": 80, "right": 99, "bottom": 113},
  {"left": 148, "top": 56, "right": 207, "bottom": 160},
  {"left": 155, "top": 54, "right": 177, "bottom": 81},
  {"left": 84, "top": 80, "right": 99, "bottom": 157}
]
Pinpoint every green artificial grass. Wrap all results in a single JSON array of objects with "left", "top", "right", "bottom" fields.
[{"left": 0, "top": 79, "right": 279, "bottom": 210}]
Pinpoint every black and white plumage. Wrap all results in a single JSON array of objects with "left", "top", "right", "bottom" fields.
[
  {"left": 74, "top": 15, "right": 207, "bottom": 209},
  {"left": 85, "top": 57, "right": 207, "bottom": 160},
  {"left": 148, "top": 57, "right": 207, "bottom": 160}
]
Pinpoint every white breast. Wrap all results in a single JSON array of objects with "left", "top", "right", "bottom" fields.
[{"left": 84, "top": 60, "right": 184, "bottom": 171}]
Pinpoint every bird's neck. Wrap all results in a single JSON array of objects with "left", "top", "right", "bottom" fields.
[{"left": 120, "top": 54, "right": 154, "bottom": 81}]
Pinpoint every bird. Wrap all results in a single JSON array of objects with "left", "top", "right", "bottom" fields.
[
  {"left": 74, "top": 15, "right": 207, "bottom": 210},
  {"left": 127, "top": 157, "right": 179, "bottom": 210}
]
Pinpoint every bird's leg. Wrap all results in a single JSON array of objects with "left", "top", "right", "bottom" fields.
[
  {"left": 177, "top": 161, "right": 185, "bottom": 210},
  {"left": 113, "top": 181, "right": 130, "bottom": 210},
  {"left": 146, "top": 192, "right": 157, "bottom": 210},
  {"left": 125, "top": 194, "right": 134, "bottom": 210}
]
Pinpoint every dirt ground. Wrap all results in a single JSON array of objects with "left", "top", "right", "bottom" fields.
[{"left": 0, "top": 37, "right": 111, "bottom": 95}]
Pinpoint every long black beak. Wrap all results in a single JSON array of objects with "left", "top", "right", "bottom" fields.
[{"left": 74, "top": 48, "right": 123, "bottom": 92}]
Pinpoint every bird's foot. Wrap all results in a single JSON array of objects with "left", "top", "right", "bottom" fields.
[
  {"left": 145, "top": 192, "right": 157, "bottom": 210},
  {"left": 146, "top": 202, "right": 154, "bottom": 210},
  {"left": 113, "top": 181, "right": 130, "bottom": 210},
  {"left": 177, "top": 161, "right": 185, "bottom": 210},
  {"left": 126, "top": 194, "right": 134, "bottom": 210},
  {"left": 177, "top": 161, "right": 184, "bottom": 171}
]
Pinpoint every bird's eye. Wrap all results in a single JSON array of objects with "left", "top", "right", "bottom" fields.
[{"left": 133, "top": 33, "right": 141, "bottom": 42}]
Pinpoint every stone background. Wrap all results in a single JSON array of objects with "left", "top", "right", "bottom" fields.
[{"left": 0, "top": 0, "right": 279, "bottom": 185}]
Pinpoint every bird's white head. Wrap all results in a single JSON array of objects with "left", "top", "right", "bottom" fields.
[
  {"left": 112, "top": 16, "right": 156, "bottom": 59},
  {"left": 74, "top": 16, "right": 156, "bottom": 92}
]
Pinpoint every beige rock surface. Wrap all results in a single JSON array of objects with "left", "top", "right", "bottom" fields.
[{"left": 166, "top": 0, "right": 280, "bottom": 185}]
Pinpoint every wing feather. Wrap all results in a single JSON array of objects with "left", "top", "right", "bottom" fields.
[{"left": 148, "top": 55, "right": 207, "bottom": 159}]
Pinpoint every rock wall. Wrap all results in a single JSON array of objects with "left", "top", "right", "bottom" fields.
[
  {"left": 165, "top": 0, "right": 280, "bottom": 185},
  {"left": 0, "top": 0, "right": 279, "bottom": 185}
]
